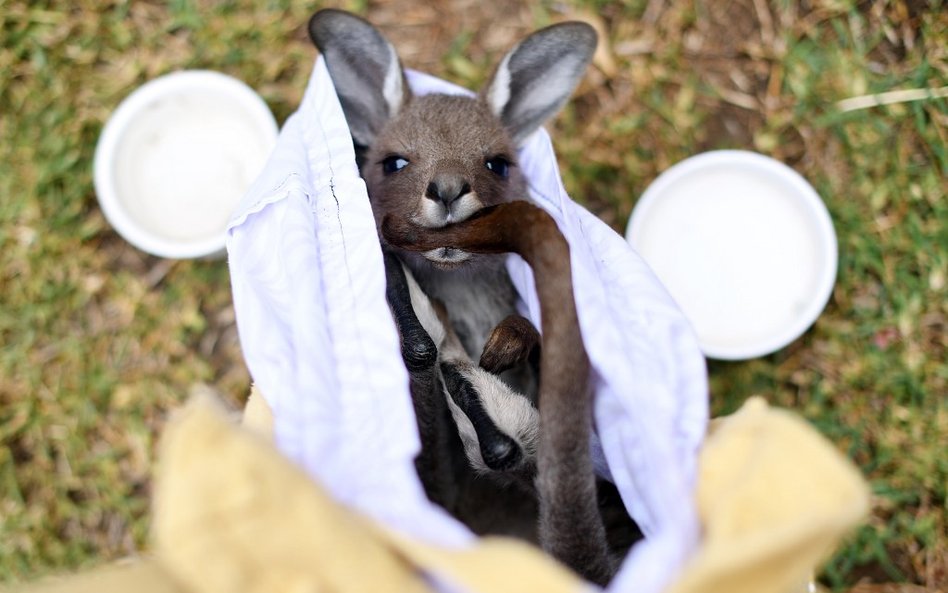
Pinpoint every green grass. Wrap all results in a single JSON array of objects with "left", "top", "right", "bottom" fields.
[{"left": 1, "top": 0, "right": 945, "bottom": 589}]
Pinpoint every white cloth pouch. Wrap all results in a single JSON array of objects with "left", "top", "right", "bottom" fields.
[{"left": 227, "top": 56, "right": 709, "bottom": 593}]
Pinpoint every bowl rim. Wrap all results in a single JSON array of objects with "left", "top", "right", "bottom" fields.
[
  {"left": 626, "top": 149, "right": 838, "bottom": 360},
  {"left": 93, "top": 69, "right": 278, "bottom": 259}
]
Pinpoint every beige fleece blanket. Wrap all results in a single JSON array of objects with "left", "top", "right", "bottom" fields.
[{"left": 8, "top": 388, "right": 869, "bottom": 593}]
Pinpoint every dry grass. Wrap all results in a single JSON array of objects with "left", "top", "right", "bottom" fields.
[{"left": 0, "top": 0, "right": 945, "bottom": 589}]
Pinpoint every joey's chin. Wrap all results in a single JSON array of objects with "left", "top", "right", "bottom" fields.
[{"left": 423, "top": 247, "right": 472, "bottom": 270}]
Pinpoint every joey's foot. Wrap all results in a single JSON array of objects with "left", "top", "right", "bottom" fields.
[{"left": 440, "top": 361, "right": 525, "bottom": 472}]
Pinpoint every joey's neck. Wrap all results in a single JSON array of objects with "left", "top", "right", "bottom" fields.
[
  {"left": 404, "top": 253, "right": 519, "bottom": 358},
  {"left": 403, "top": 251, "right": 503, "bottom": 283},
  {"left": 406, "top": 253, "right": 513, "bottom": 304}
]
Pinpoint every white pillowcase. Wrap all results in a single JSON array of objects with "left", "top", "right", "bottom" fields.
[{"left": 226, "top": 57, "right": 709, "bottom": 593}]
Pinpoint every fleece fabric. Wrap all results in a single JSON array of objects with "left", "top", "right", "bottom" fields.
[{"left": 5, "top": 391, "right": 868, "bottom": 593}]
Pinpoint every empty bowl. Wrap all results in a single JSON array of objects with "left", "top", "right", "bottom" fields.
[
  {"left": 626, "top": 150, "right": 837, "bottom": 360},
  {"left": 94, "top": 70, "right": 278, "bottom": 259}
]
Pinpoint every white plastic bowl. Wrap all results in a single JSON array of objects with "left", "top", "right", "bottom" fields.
[
  {"left": 94, "top": 70, "right": 278, "bottom": 259},
  {"left": 626, "top": 150, "right": 837, "bottom": 360}
]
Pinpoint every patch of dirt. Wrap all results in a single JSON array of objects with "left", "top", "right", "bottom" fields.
[
  {"left": 849, "top": 585, "right": 946, "bottom": 593},
  {"left": 366, "top": 0, "right": 534, "bottom": 76},
  {"left": 855, "top": 0, "right": 935, "bottom": 64}
]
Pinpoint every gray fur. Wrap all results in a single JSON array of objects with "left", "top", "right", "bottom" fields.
[
  {"left": 483, "top": 22, "right": 598, "bottom": 145},
  {"left": 308, "top": 10, "right": 408, "bottom": 145}
]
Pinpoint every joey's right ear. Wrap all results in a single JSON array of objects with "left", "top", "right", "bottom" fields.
[
  {"left": 308, "top": 10, "right": 409, "bottom": 146},
  {"left": 482, "top": 22, "right": 597, "bottom": 147}
]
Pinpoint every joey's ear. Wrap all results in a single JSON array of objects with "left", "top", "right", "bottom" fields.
[
  {"left": 308, "top": 9, "right": 409, "bottom": 146},
  {"left": 482, "top": 22, "right": 597, "bottom": 146}
]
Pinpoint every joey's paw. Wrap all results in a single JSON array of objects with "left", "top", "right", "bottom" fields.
[
  {"left": 401, "top": 329, "right": 438, "bottom": 372},
  {"left": 480, "top": 433, "right": 523, "bottom": 472},
  {"left": 479, "top": 315, "right": 540, "bottom": 375}
]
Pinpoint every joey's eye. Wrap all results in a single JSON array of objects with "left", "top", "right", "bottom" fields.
[
  {"left": 485, "top": 156, "right": 510, "bottom": 178},
  {"left": 382, "top": 156, "right": 410, "bottom": 174}
]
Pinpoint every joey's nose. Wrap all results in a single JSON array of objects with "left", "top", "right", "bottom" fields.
[{"left": 425, "top": 174, "right": 471, "bottom": 207}]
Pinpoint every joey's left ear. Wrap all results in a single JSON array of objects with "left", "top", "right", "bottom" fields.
[
  {"left": 481, "top": 22, "right": 597, "bottom": 146},
  {"left": 308, "top": 9, "right": 409, "bottom": 147}
]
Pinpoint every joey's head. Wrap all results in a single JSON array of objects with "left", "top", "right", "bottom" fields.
[{"left": 308, "top": 10, "right": 597, "bottom": 269}]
